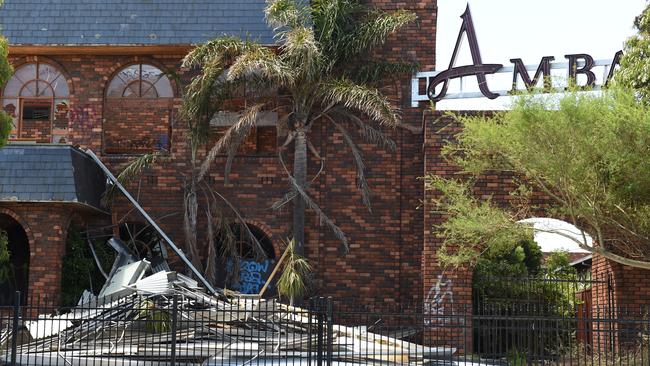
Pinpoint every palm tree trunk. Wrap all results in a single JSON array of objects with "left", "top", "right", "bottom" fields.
[
  {"left": 184, "top": 141, "right": 202, "bottom": 272},
  {"left": 292, "top": 130, "right": 307, "bottom": 256}
]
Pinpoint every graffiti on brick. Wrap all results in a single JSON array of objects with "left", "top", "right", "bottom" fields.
[
  {"left": 105, "top": 134, "right": 169, "bottom": 153},
  {"left": 69, "top": 105, "right": 99, "bottom": 128},
  {"left": 227, "top": 259, "right": 275, "bottom": 294},
  {"left": 424, "top": 274, "right": 455, "bottom": 327}
]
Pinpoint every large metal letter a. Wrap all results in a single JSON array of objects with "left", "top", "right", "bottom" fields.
[{"left": 427, "top": 5, "right": 502, "bottom": 102}]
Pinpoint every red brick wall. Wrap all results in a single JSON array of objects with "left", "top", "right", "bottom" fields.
[
  {"left": 0, "top": 204, "right": 107, "bottom": 303},
  {"left": 21, "top": 118, "right": 52, "bottom": 143},
  {"left": 421, "top": 114, "right": 559, "bottom": 350},
  {"left": 104, "top": 98, "right": 174, "bottom": 154},
  {"left": 5, "top": 35, "right": 427, "bottom": 306}
]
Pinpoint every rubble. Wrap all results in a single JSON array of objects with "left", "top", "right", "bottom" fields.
[
  {"left": 0, "top": 150, "right": 456, "bottom": 365},
  {"left": 1, "top": 260, "right": 454, "bottom": 365}
]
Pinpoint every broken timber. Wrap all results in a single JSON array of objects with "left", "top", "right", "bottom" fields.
[
  {"left": 2, "top": 268, "right": 454, "bottom": 365},
  {"left": 85, "top": 148, "right": 219, "bottom": 295}
]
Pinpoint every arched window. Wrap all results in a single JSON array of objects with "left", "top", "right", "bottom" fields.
[
  {"left": 1, "top": 62, "right": 70, "bottom": 142},
  {"left": 217, "top": 224, "right": 277, "bottom": 296},
  {"left": 104, "top": 64, "right": 174, "bottom": 154},
  {"left": 106, "top": 64, "right": 173, "bottom": 98}
]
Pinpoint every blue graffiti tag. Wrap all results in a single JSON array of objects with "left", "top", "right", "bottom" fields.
[{"left": 230, "top": 259, "right": 274, "bottom": 294}]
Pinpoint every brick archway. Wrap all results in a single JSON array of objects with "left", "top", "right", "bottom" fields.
[
  {"left": 0, "top": 207, "right": 33, "bottom": 304},
  {"left": 0, "top": 207, "right": 34, "bottom": 252},
  {"left": 245, "top": 220, "right": 281, "bottom": 259}
]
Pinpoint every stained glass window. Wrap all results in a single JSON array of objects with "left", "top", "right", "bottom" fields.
[
  {"left": 106, "top": 64, "right": 173, "bottom": 98},
  {"left": 1, "top": 62, "right": 70, "bottom": 142}
]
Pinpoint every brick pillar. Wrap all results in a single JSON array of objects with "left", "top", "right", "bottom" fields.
[
  {"left": 591, "top": 254, "right": 650, "bottom": 355},
  {"left": 23, "top": 206, "right": 72, "bottom": 304},
  {"left": 421, "top": 117, "right": 474, "bottom": 352}
]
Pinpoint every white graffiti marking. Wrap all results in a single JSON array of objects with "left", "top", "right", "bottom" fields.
[{"left": 424, "top": 275, "right": 455, "bottom": 327}]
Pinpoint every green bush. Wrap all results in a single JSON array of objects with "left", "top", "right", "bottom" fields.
[
  {"left": 472, "top": 238, "right": 543, "bottom": 304},
  {"left": 0, "top": 230, "right": 12, "bottom": 284},
  {"left": 473, "top": 240, "right": 580, "bottom": 360},
  {"left": 61, "top": 228, "right": 114, "bottom": 306}
]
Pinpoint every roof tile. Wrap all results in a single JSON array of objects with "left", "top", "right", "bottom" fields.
[{"left": 0, "top": 0, "right": 275, "bottom": 45}]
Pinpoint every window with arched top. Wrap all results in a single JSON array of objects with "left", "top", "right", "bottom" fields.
[
  {"left": 104, "top": 64, "right": 174, "bottom": 154},
  {"left": 216, "top": 224, "right": 277, "bottom": 296},
  {"left": 1, "top": 62, "right": 71, "bottom": 142},
  {"left": 106, "top": 64, "right": 173, "bottom": 98}
]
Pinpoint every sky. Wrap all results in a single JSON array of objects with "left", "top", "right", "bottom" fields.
[{"left": 432, "top": 0, "right": 648, "bottom": 110}]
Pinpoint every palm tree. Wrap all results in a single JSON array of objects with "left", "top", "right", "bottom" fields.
[{"left": 182, "top": 0, "right": 417, "bottom": 255}]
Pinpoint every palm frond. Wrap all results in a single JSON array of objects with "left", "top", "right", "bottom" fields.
[
  {"left": 277, "top": 238, "right": 312, "bottom": 303},
  {"left": 265, "top": 0, "right": 309, "bottom": 30},
  {"left": 218, "top": 221, "right": 241, "bottom": 286},
  {"left": 341, "top": 9, "right": 416, "bottom": 59},
  {"left": 349, "top": 60, "right": 419, "bottom": 85},
  {"left": 287, "top": 170, "right": 349, "bottom": 251},
  {"left": 202, "top": 182, "right": 267, "bottom": 261},
  {"left": 182, "top": 37, "right": 252, "bottom": 69},
  {"left": 204, "top": 194, "right": 218, "bottom": 284},
  {"left": 183, "top": 78, "right": 223, "bottom": 142},
  {"left": 272, "top": 187, "right": 298, "bottom": 211},
  {"left": 223, "top": 144, "right": 238, "bottom": 185},
  {"left": 280, "top": 26, "right": 323, "bottom": 79},
  {"left": 184, "top": 69, "right": 275, "bottom": 147},
  {"left": 118, "top": 152, "right": 161, "bottom": 185},
  {"left": 183, "top": 187, "right": 203, "bottom": 270},
  {"left": 331, "top": 119, "right": 372, "bottom": 211},
  {"left": 333, "top": 109, "right": 396, "bottom": 152},
  {"left": 321, "top": 78, "right": 400, "bottom": 127},
  {"left": 182, "top": 61, "right": 233, "bottom": 133},
  {"left": 311, "top": 0, "right": 362, "bottom": 48},
  {"left": 101, "top": 152, "right": 161, "bottom": 207},
  {"left": 227, "top": 45, "right": 294, "bottom": 86},
  {"left": 182, "top": 39, "right": 251, "bottom": 130},
  {"left": 198, "top": 103, "right": 265, "bottom": 181}
]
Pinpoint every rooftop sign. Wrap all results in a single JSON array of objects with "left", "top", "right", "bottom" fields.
[{"left": 411, "top": 5, "right": 622, "bottom": 108}]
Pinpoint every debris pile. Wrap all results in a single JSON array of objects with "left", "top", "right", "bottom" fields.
[
  {"left": 2, "top": 257, "right": 453, "bottom": 366},
  {"left": 0, "top": 153, "right": 454, "bottom": 365}
]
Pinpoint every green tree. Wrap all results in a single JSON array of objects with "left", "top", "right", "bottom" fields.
[
  {"left": 615, "top": 3, "right": 650, "bottom": 101},
  {"left": 182, "top": 0, "right": 416, "bottom": 254},
  {"left": 474, "top": 238, "right": 542, "bottom": 280},
  {"left": 0, "top": 36, "right": 13, "bottom": 147},
  {"left": 544, "top": 251, "right": 577, "bottom": 279},
  {"left": 426, "top": 88, "right": 650, "bottom": 270}
]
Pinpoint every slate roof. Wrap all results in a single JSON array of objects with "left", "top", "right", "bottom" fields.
[
  {"left": 0, "top": 144, "right": 107, "bottom": 211},
  {"left": 0, "top": 0, "right": 275, "bottom": 46}
]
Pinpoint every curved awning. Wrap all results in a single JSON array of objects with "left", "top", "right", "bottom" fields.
[{"left": 0, "top": 143, "right": 107, "bottom": 212}]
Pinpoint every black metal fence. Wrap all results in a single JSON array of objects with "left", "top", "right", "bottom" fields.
[{"left": 0, "top": 285, "right": 646, "bottom": 365}]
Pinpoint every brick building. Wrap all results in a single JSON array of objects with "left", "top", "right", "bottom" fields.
[
  {"left": 0, "top": 0, "right": 646, "bottom": 328},
  {"left": 0, "top": 0, "right": 431, "bottom": 306}
]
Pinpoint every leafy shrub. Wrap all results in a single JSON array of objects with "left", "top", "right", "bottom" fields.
[
  {"left": 473, "top": 240, "right": 580, "bottom": 360},
  {"left": 61, "top": 228, "right": 114, "bottom": 306}
]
